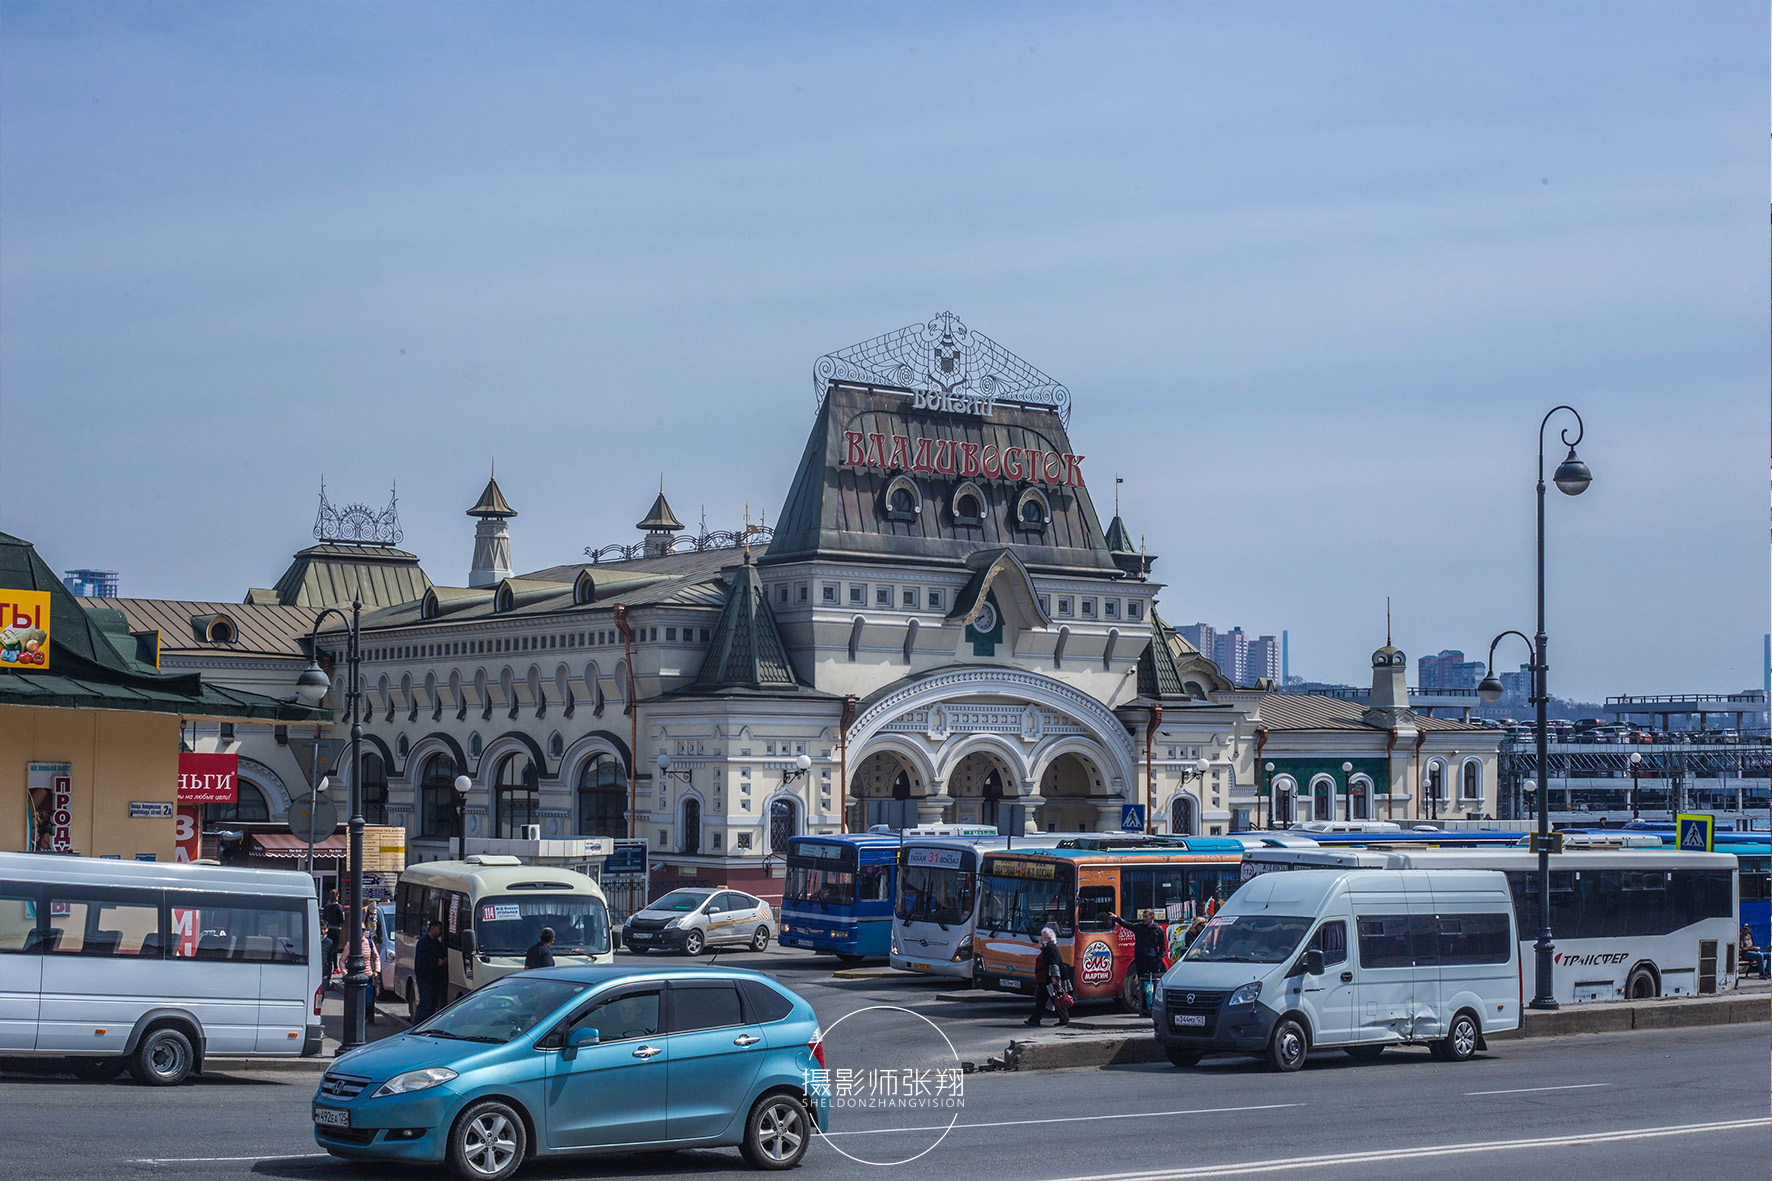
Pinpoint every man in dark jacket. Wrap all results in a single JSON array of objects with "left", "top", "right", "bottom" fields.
[
  {"left": 1110, "top": 912, "right": 1169, "bottom": 1014},
  {"left": 413, "top": 919, "right": 449, "bottom": 1023},
  {"left": 525, "top": 927, "right": 557, "bottom": 970},
  {"left": 1024, "top": 926, "right": 1071, "bottom": 1027},
  {"left": 321, "top": 890, "right": 346, "bottom": 990}
]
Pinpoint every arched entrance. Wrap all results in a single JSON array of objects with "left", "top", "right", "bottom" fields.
[
  {"left": 849, "top": 749, "right": 926, "bottom": 831},
  {"left": 1037, "top": 752, "right": 1105, "bottom": 832},
  {"left": 950, "top": 750, "right": 1021, "bottom": 835},
  {"left": 1170, "top": 794, "right": 1196, "bottom": 836}
]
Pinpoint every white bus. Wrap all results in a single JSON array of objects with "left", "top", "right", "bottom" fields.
[
  {"left": 392, "top": 855, "right": 613, "bottom": 1014},
  {"left": 0, "top": 851, "right": 322, "bottom": 1085},
  {"left": 890, "top": 828, "right": 1010, "bottom": 980},
  {"left": 1241, "top": 845, "right": 1740, "bottom": 1003}
]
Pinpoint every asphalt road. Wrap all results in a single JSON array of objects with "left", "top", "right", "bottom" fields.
[{"left": 3, "top": 985, "right": 1765, "bottom": 1181}]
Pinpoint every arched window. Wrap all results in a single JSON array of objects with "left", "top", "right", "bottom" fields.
[
  {"left": 1349, "top": 774, "right": 1372, "bottom": 820},
  {"left": 1462, "top": 761, "right": 1481, "bottom": 800},
  {"left": 203, "top": 779, "right": 270, "bottom": 826},
  {"left": 1311, "top": 776, "right": 1333, "bottom": 821},
  {"left": 1014, "top": 488, "right": 1050, "bottom": 531},
  {"left": 494, "top": 753, "right": 539, "bottom": 838},
  {"left": 1270, "top": 774, "right": 1297, "bottom": 826},
  {"left": 360, "top": 753, "right": 388, "bottom": 825},
  {"left": 889, "top": 486, "right": 916, "bottom": 513},
  {"left": 883, "top": 475, "right": 921, "bottom": 522},
  {"left": 681, "top": 797, "right": 702, "bottom": 855},
  {"left": 951, "top": 482, "right": 986, "bottom": 525},
  {"left": 419, "top": 754, "right": 458, "bottom": 839},
  {"left": 1170, "top": 794, "right": 1196, "bottom": 836},
  {"left": 769, "top": 797, "right": 798, "bottom": 854},
  {"left": 1425, "top": 760, "right": 1446, "bottom": 801},
  {"left": 576, "top": 754, "right": 627, "bottom": 840}
]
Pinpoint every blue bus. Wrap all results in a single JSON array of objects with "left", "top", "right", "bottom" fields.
[{"left": 778, "top": 834, "right": 901, "bottom": 963}]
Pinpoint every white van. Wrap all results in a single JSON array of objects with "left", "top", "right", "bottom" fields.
[
  {"left": 391, "top": 856, "right": 613, "bottom": 1015},
  {"left": 0, "top": 851, "right": 322, "bottom": 1085},
  {"left": 1156, "top": 868, "right": 1518, "bottom": 1071}
]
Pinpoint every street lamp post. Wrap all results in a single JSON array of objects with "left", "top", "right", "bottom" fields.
[
  {"left": 1476, "top": 404, "right": 1591, "bottom": 1012},
  {"left": 453, "top": 775, "right": 473, "bottom": 861},
  {"left": 296, "top": 596, "right": 367, "bottom": 1051},
  {"left": 1629, "top": 752, "right": 1643, "bottom": 820}
]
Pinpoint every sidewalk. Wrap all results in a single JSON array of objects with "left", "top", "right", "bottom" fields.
[{"left": 206, "top": 985, "right": 410, "bottom": 1075}]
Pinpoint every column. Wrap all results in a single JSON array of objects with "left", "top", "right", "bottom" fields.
[
  {"left": 1017, "top": 790, "right": 1045, "bottom": 836},
  {"left": 917, "top": 781, "right": 953, "bottom": 827},
  {"left": 1095, "top": 800, "right": 1124, "bottom": 834}
]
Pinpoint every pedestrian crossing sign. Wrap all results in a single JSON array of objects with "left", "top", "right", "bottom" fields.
[
  {"left": 1676, "top": 813, "right": 1713, "bottom": 852},
  {"left": 1120, "top": 805, "right": 1146, "bottom": 832}
]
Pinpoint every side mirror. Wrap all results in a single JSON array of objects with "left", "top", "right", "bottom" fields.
[
  {"left": 562, "top": 1026, "right": 600, "bottom": 1060},
  {"left": 458, "top": 929, "right": 477, "bottom": 957},
  {"left": 611, "top": 928, "right": 623, "bottom": 950},
  {"left": 1304, "top": 949, "right": 1325, "bottom": 977}
]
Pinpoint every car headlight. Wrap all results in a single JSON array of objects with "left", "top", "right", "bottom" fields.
[
  {"left": 664, "top": 917, "right": 682, "bottom": 929},
  {"left": 1228, "top": 982, "right": 1262, "bottom": 1007},
  {"left": 373, "top": 1067, "right": 458, "bottom": 1097}
]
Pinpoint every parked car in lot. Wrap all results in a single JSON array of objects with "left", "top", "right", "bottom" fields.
[
  {"left": 312, "top": 965, "right": 828, "bottom": 1180},
  {"left": 623, "top": 888, "right": 777, "bottom": 956}
]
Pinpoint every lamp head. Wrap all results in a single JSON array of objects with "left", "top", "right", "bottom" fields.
[
  {"left": 1629, "top": 752, "right": 1642, "bottom": 766},
  {"left": 1341, "top": 762, "right": 1354, "bottom": 773},
  {"left": 1477, "top": 673, "right": 1505, "bottom": 703},
  {"left": 453, "top": 775, "right": 472, "bottom": 796},
  {"left": 1195, "top": 758, "right": 1211, "bottom": 773},
  {"left": 656, "top": 752, "right": 672, "bottom": 771},
  {"left": 1552, "top": 447, "right": 1592, "bottom": 496},
  {"left": 794, "top": 753, "right": 812, "bottom": 772},
  {"left": 295, "top": 662, "right": 330, "bottom": 705}
]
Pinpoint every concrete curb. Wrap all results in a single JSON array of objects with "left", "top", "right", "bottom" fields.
[{"left": 1002, "top": 991, "right": 1770, "bottom": 1072}]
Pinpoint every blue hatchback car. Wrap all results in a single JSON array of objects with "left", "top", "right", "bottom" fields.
[{"left": 312, "top": 965, "right": 829, "bottom": 1180}]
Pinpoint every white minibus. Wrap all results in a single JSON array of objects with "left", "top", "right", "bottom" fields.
[
  {"left": 0, "top": 851, "right": 322, "bottom": 1085},
  {"left": 1157, "top": 868, "right": 1519, "bottom": 1071},
  {"left": 391, "top": 855, "right": 613, "bottom": 1015},
  {"left": 890, "top": 830, "right": 1010, "bottom": 979},
  {"left": 1241, "top": 845, "right": 1740, "bottom": 1003}
]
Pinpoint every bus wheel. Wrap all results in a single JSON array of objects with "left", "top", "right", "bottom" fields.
[
  {"left": 1117, "top": 972, "right": 1145, "bottom": 1014},
  {"left": 1265, "top": 1018, "right": 1308, "bottom": 1072},
  {"left": 129, "top": 1026, "right": 194, "bottom": 1086},
  {"left": 1626, "top": 966, "right": 1658, "bottom": 999},
  {"left": 1164, "top": 1048, "right": 1201, "bottom": 1068},
  {"left": 1431, "top": 1012, "right": 1479, "bottom": 1062}
]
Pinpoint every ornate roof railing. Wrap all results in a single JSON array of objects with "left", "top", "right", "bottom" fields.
[
  {"left": 814, "top": 311, "right": 1071, "bottom": 424},
  {"left": 314, "top": 481, "right": 403, "bottom": 547},
  {"left": 584, "top": 526, "right": 775, "bottom": 565}
]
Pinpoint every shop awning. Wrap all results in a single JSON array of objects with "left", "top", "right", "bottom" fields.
[{"left": 254, "top": 832, "right": 347, "bottom": 858}]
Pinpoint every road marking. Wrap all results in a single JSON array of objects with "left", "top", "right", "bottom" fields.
[
  {"left": 1465, "top": 1082, "right": 1611, "bottom": 1096},
  {"left": 822, "top": 1103, "right": 1304, "bottom": 1138},
  {"left": 130, "top": 1153, "right": 329, "bottom": 1164},
  {"left": 1051, "top": 1118, "right": 1771, "bottom": 1181}
]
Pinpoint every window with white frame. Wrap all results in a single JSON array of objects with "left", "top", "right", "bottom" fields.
[
  {"left": 1081, "top": 598, "right": 1096, "bottom": 618},
  {"left": 821, "top": 584, "right": 838, "bottom": 604},
  {"left": 926, "top": 589, "right": 944, "bottom": 610},
  {"left": 1056, "top": 596, "right": 1073, "bottom": 616}
]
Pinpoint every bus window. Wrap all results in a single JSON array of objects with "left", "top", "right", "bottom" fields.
[
  {"left": 786, "top": 867, "right": 856, "bottom": 907},
  {"left": 858, "top": 865, "right": 890, "bottom": 903},
  {"left": 1120, "top": 868, "right": 1184, "bottom": 920},
  {"left": 1076, "top": 886, "right": 1116, "bottom": 931},
  {"left": 978, "top": 871, "right": 1074, "bottom": 938},
  {"left": 0, "top": 886, "right": 36, "bottom": 951},
  {"left": 45, "top": 890, "right": 160, "bottom": 957},
  {"left": 168, "top": 895, "right": 307, "bottom": 963}
]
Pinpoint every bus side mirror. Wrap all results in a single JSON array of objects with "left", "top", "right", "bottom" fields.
[
  {"left": 1304, "top": 949, "right": 1325, "bottom": 977},
  {"left": 611, "top": 927, "right": 623, "bottom": 950},
  {"left": 459, "top": 929, "right": 476, "bottom": 957}
]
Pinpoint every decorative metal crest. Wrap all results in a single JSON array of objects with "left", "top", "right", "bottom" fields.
[
  {"left": 585, "top": 525, "right": 775, "bottom": 564},
  {"left": 314, "top": 480, "right": 403, "bottom": 547},
  {"left": 814, "top": 312, "right": 1071, "bottom": 424}
]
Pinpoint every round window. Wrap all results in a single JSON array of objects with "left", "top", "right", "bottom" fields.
[
  {"left": 889, "top": 487, "right": 916, "bottom": 513},
  {"left": 1020, "top": 498, "right": 1044, "bottom": 523},
  {"left": 956, "top": 493, "right": 982, "bottom": 520}
]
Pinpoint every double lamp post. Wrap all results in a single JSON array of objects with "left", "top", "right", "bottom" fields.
[{"left": 1477, "top": 405, "right": 1591, "bottom": 1012}]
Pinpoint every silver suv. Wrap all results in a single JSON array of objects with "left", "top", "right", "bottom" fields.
[{"left": 621, "top": 888, "right": 778, "bottom": 956}]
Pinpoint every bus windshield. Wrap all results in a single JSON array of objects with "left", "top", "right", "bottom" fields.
[
  {"left": 474, "top": 895, "right": 610, "bottom": 956},
  {"left": 785, "top": 867, "right": 855, "bottom": 908},
  {"left": 977, "top": 869, "right": 1074, "bottom": 937},
  {"left": 1182, "top": 914, "right": 1311, "bottom": 964},
  {"left": 897, "top": 864, "right": 973, "bottom": 927}
]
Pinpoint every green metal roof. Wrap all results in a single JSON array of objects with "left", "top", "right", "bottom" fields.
[
  {"left": 691, "top": 555, "right": 800, "bottom": 691},
  {"left": 0, "top": 532, "right": 330, "bottom": 723},
  {"left": 1137, "top": 612, "right": 1188, "bottom": 699},
  {"left": 265, "top": 544, "right": 433, "bottom": 611}
]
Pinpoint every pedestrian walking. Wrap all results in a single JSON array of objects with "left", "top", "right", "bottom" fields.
[
  {"left": 321, "top": 889, "right": 345, "bottom": 990},
  {"left": 1109, "top": 911, "right": 1168, "bottom": 1014},
  {"left": 1024, "top": 926, "right": 1071, "bottom": 1028},
  {"left": 413, "top": 919, "right": 449, "bottom": 1024},
  {"left": 355, "top": 923, "right": 382, "bottom": 1024},
  {"left": 525, "top": 926, "right": 557, "bottom": 970}
]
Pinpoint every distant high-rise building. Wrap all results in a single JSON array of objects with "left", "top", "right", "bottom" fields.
[
  {"left": 1499, "top": 664, "right": 1533, "bottom": 700},
  {"left": 1418, "top": 649, "right": 1485, "bottom": 691},
  {"left": 63, "top": 569, "right": 120, "bottom": 598},
  {"left": 1247, "top": 635, "right": 1281, "bottom": 685},
  {"left": 1178, "top": 623, "right": 1216, "bottom": 661},
  {"left": 1215, "top": 627, "right": 1249, "bottom": 686}
]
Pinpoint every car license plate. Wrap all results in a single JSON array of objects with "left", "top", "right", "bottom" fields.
[
  {"left": 313, "top": 1106, "right": 350, "bottom": 1127},
  {"left": 629, "top": 932, "right": 650, "bottom": 940},
  {"left": 908, "top": 962, "right": 931, "bottom": 972},
  {"left": 1000, "top": 977, "right": 1021, "bottom": 991},
  {"left": 1173, "top": 1014, "right": 1207, "bottom": 1028}
]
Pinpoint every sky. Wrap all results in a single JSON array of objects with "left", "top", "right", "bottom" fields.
[{"left": 2, "top": 2, "right": 1765, "bottom": 701}]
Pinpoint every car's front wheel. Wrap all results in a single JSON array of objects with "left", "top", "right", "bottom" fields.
[
  {"left": 682, "top": 929, "right": 705, "bottom": 956},
  {"left": 741, "top": 1091, "right": 810, "bottom": 1170},
  {"left": 447, "top": 1099, "right": 527, "bottom": 1181}
]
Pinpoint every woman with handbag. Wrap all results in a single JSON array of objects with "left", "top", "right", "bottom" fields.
[{"left": 1024, "top": 926, "right": 1072, "bottom": 1028}]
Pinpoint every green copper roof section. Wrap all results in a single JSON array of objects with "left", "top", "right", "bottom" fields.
[
  {"left": 693, "top": 556, "right": 799, "bottom": 690},
  {"left": 1137, "top": 610, "right": 1188, "bottom": 699},
  {"left": 267, "top": 544, "right": 433, "bottom": 611},
  {"left": 636, "top": 491, "right": 684, "bottom": 532},
  {"left": 1104, "top": 514, "right": 1134, "bottom": 554},
  {"left": 467, "top": 473, "right": 516, "bottom": 518}
]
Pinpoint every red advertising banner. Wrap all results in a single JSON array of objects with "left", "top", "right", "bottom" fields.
[
  {"left": 174, "top": 805, "right": 202, "bottom": 863},
  {"left": 177, "top": 752, "right": 238, "bottom": 803}
]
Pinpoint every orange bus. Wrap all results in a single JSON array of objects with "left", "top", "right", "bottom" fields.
[{"left": 972, "top": 840, "right": 1245, "bottom": 1010}]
